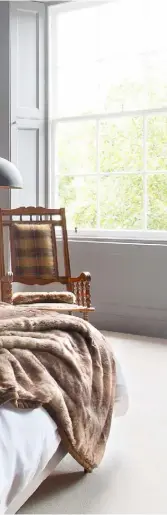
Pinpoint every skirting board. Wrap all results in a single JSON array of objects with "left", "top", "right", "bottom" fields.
[{"left": 90, "top": 306, "right": 167, "bottom": 339}]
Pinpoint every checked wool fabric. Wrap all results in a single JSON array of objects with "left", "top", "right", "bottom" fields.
[{"left": 10, "top": 223, "right": 57, "bottom": 278}]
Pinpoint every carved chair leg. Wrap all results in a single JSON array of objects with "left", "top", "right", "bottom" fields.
[{"left": 83, "top": 312, "right": 89, "bottom": 322}]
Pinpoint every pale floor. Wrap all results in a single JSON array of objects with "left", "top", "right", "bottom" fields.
[{"left": 19, "top": 332, "right": 167, "bottom": 514}]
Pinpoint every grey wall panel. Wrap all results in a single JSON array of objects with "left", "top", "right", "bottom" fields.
[{"left": 68, "top": 240, "right": 167, "bottom": 338}]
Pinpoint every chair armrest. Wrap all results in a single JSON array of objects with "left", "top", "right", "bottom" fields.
[
  {"left": 1, "top": 272, "right": 13, "bottom": 304},
  {"left": 68, "top": 272, "right": 92, "bottom": 308}
]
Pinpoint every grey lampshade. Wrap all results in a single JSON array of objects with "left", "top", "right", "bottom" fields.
[{"left": 0, "top": 158, "right": 23, "bottom": 189}]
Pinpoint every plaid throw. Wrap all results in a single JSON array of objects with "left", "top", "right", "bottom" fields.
[{"left": 10, "top": 223, "right": 57, "bottom": 278}]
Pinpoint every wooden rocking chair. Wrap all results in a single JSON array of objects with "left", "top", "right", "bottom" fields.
[{"left": 0, "top": 206, "right": 95, "bottom": 321}]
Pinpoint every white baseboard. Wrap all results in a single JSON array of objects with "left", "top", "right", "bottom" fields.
[{"left": 90, "top": 304, "right": 167, "bottom": 339}]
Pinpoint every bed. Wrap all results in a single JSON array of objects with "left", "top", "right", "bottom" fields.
[
  {"left": 1, "top": 357, "right": 128, "bottom": 514},
  {"left": 0, "top": 304, "right": 128, "bottom": 513}
]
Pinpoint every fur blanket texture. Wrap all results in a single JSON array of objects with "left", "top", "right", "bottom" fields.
[{"left": 0, "top": 303, "right": 116, "bottom": 471}]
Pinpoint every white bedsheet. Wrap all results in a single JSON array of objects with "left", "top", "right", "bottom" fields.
[
  {"left": 0, "top": 358, "right": 128, "bottom": 514},
  {"left": 114, "top": 358, "right": 129, "bottom": 417},
  {"left": 0, "top": 404, "right": 61, "bottom": 514}
]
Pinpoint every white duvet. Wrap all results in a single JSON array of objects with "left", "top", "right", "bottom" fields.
[
  {"left": 0, "top": 405, "right": 61, "bottom": 513},
  {"left": 0, "top": 359, "right": 128, "bottom": 514}
]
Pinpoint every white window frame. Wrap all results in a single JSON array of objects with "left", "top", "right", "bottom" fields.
[{"left": 48, "top": 0, "right": 167, "bottom": 242}]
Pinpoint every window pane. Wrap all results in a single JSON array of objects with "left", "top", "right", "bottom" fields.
[
  {"left": 96, "top": 0, "right": 167, "bottom": 112},
  {"left": 100, "top": 175, "right": 143, "bottom": 229},
  {"left": 97, "top": 1, "right": 167, "bottom": 61},
  {"left": 57, "top": 122, "right": 96, "bottom": 175},
  {"left": 97, "top": 62, "right": 148, "bottom": 113},
  {"left": 51, "top": 0, "right": 167, "bottom": 117},
  {"left": 147, "top": 116, "right": 167, "bottom": 171},
  {"left": 56, "top": 65, "right": 99, "bottom": 118},
  {"left": 99, "top": 118, "right": 143, "bottom": 173},
  {"left": 147, "top": 174, "right": 167, "bottom": 230},
  {"left": 55, "top": 8, "right": 98, "bottom": 67},
  {"left": 58, "top": 176, "right": 97, "bottom": 229}
]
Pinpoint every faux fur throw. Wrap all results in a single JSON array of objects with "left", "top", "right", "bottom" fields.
[
  {"left": 0, "top": 303, "right": 115, "bottom": 471},
  {"left": 13, "top": 291, "right": 76, "bottom": 305}
]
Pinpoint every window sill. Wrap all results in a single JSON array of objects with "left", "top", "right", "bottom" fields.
[
  {"left": 67, "top": 237, "right": 167, "bottom": 246},
  {"left": 66, "top": 230, "right": 167, "bottom": 245}
]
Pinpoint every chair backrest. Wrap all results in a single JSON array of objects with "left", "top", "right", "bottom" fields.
[{"left": 0, "top": 206, "right": 71, "bottom": 286}]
